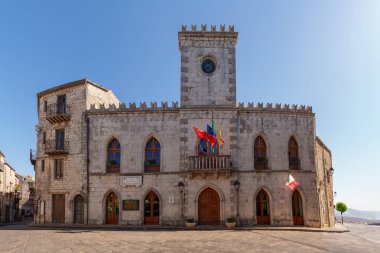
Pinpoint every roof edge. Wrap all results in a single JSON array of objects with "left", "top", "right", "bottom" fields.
[
  {"left": 316, "top": 136, "right": 331, "bottom": 155},
  {"left": 37, "top": 78, "right": 109, "bottom": 98}
]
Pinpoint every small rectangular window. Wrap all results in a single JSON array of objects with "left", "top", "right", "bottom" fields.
[
  {"left": 41, "top": 159, "right": 45, "bottom": 172},
  {"left": 44, "top": 101, "right": 47, "bottom": 113},
  {"left": 43, "top": 132, "right": 46, "bottom": 144},
  {"left": 54, "top": 159, "right": 63, "bottom": 179}
]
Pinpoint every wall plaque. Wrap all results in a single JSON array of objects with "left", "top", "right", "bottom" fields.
[
  {"left": 123, "top": 200, "right": 139, "bottom": 211},
  {"left": 168, "top": 194, "right": 175, "bottom": 204},
  {"left": 120, "top": 176, "right": 142, "bottom": 187}
]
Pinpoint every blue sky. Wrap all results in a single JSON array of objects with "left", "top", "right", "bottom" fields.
[{"left": 0, "top": 0, "right": 379, "bottom": 210}]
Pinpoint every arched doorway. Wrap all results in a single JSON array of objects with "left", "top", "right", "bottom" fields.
[
  {"left": 105, "top": 192, "right": 119, "bottom": 224},
  {"left": 73, "top": 195, "right": 84, "bottom": 224},
  {"left": 256, "top": 189, "right": 270, "bottom": 225},
  {"left": 292, "top": 190, "right": 304, "bottom": 225},
  {"left": 198, "top": 188, "right": 220, "bottom": 225},
  {"left": 144, "top": 191, "right": 160, "bottom": 224}
]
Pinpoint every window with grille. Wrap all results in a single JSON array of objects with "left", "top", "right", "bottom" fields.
[{"left": 254, "top": 136, "right": 268, "bottom": 170}]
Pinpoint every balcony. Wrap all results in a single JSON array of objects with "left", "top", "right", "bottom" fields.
[
  {"left": 46, "top": 103, "right": 71, "bottom": 123},
  {"left": 188, "top": 155, "right": 232, "bottom": 175},
  {"left": 29, "top": 149, "right": 36, "bottom": 166},
  {"left": 44, "top": 140, "right": 69, "bottom": 156}
]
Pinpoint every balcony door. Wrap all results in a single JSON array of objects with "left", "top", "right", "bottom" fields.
[
  {"left": 57, "top": 95, "right": 66, "bottom": 114},
  {"left": 56, "top": 129, "right": 65, "bottom": 150}
]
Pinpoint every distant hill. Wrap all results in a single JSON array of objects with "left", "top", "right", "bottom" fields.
[{"left": 334, "top": 208, "right": 380, "bottom": 224}]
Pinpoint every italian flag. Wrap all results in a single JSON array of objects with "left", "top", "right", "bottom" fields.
[{"left": 286, "top": 174, "right": 299, "bottom": 190}]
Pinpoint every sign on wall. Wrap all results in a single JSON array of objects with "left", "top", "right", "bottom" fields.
[
  {"left": 123, "top": 200, "right": 139, "bottom": 211},
  {"left": 168, "top": 194, "right": 175, "bottom": 204},
  {"left": 120, "top": 176, "right": 142, "bottom": 187}
]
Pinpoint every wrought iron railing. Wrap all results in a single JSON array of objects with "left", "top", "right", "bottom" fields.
[
  {"left": 254, "top": 157, "right": 268, "bottom": 170},
  {"left": 188, "top": 155, "right": 231, "bottom": 171},
  {"left": 29, "top": 149, "right": 36, "bottom": 166},
  {"left": 45, "top": 103, "right": 70, "bottom": 123},
  {"left": 44, "top": 139, "right": 69, "bottom": 155},
  {"left": 144, "top": 160, "right": 160, "bottom": 172},
  {"left": 289, "top": 157, "right": 300, "bottom": 170}
]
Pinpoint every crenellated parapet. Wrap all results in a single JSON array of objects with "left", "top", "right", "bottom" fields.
[
  {"left": 178, "top": 24, "right": 238, "bottom": 49},
  {"left": 237, "top": 102, "right": 313, "bottom": 114},
  {"left": 88, "top": 101, "right": 179, "bottom": 113}
]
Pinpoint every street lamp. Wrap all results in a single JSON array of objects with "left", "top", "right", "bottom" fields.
[
  {"left": 329, "top": 167, "right": 334, "bottom": 176},
  {"left": 177, "top": 181, "right": 185, "bottom": 226},
  {"left": 233, "top": 180, "right": 240, "bottom": 226}
]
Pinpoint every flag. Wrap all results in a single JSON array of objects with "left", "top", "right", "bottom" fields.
[
  {"left": 286, "top": 174, "right": 299, "bottom": 190},
  {"left": 218, "top": 127, "right": 225, "bottom": 146},
  {"left": 207, "top": 124, "right": 216, "bottom": 136},
  {"left": 193, "top": 127, "right": 217, "bottom": 147}
]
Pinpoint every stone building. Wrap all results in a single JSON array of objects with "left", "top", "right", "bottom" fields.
[
  {"left": 17, "top": 174, "right": 35, "bottom": 217},
  {"left": 0, "top": 151, "right": 19, "bottom": 223},
  {"left": 33, "top": 25, "right": 335, "bottom": 228}
]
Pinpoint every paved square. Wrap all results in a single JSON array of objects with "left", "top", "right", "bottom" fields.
[{"left": 0, "top": 224, "right": 379, "bottom": 253}]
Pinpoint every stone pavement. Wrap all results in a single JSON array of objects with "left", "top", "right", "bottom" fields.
[
  {"left": 0, "top": 223, "right": 378, "bottom": 253},
  {"left": 27, "top": 223, "right": 349, "bottom": 233}
]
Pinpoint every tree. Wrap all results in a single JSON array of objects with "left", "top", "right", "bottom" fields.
[{"left": 336, "top": 202, "right": 347, "bottom": 225}]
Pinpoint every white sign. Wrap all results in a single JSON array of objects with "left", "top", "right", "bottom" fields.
[
  {"left": 120, "top": 176, "right": 143, "bottom": 187},
  {"left": 40, "top": 201, "right": 45, "bottom": 215},
  {"left": 168, "top": 194, "right": 175, "bottom": 204}
]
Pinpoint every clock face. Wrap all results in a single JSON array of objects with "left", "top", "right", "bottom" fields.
[{"left": 201, "top": 59, "right": 216, "bottom": 74}]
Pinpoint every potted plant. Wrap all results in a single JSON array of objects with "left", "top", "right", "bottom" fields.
[
  {"left": 186, "top": 218, "right": 196, "bottom": 228},
  {"left": 226, "top": 216, "right": 237, "bottom": 228}
]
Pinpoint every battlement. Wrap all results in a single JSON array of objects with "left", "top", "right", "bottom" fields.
[
  {"left": 237, "top": 102, "right": 313, "bottom": 114},
  {"left": 88, "top": 101, "right": 179, "bottom": 113},
  {"left": 180, "top": 24, "right": 236, "bottom": 33},
  {"left": 178, "top": 24, "right": 238, "bottom": 49}
]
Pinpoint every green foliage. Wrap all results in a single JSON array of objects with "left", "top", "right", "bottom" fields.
[
  {"left": 336, "top": 202, "right": 347, "bottom": 213},
  {"left": 226, "top": 216, "right": 237, "bottom": 223},
  {"left": 336, "top": 202, "right": 348, "bottom": 225},
  {"left": 186, "top": 218, "right": 195, "bottom": 223}
]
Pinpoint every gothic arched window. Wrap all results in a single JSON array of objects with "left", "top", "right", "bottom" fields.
[
  {"left": 145, "top": 137, "right": 160, "bottom": 172},
  {"left": 106, "top": 138, "right": 120, "bottom": 173},
  {"left": 254, "top": 136, "right": 267, "bottom": 170},
  {"left": 288, "top": 136, "right": 300, "bottom": 170}
]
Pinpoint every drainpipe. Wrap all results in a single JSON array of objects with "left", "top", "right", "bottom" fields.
[{"left": 86, "top": 115, "right": 90, "bottom": 225}]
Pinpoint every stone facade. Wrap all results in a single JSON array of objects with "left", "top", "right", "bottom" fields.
[
  {"left": 34, "top": 25, "right": 335, "bottom": 228},
  {"left": 0, "top": 151, "right": 18, "bottom": 223}
]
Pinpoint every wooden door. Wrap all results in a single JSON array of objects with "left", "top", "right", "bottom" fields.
[
  {"left": 198, "top": 188, "right": 220, "bottom": 225},
  {"left": 52, "top": 194, "right": 65, "bottom": 223},
  {"left": 256, "top": 190, "right": 270, "bottom": 225},
  {"left": 106, "top": 192, "right": 119, "bottom": 224},
  {"left": 144, "top": 191, "right": 159, "bottom": 224},
  {"left": 74, "top": 195, "right": 84, "bottom": 224},
  {"left": 292, "top": 190, "right": 304, "bottom": 225}
]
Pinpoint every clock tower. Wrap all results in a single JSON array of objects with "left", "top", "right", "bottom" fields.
[{"left": 178, "top": 25, "right": 238, "bottom": 108}]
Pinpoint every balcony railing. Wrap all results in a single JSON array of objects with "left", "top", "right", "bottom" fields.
[
  {"left": 44, "top": 139, "right": 69, "bottom": 156},
  {"left": 289, "top": 158, "right": 300, "bottom": 170},
  {"left": 254, "top": 157, "right": 268, "bottom": 170},
  {"left": 106, "top": 164, "right": 120, "bottom": 173},
  {"left": 29, "top": 149, "right": 36, "bottom": 166},
  {"left": 144, "top": 160, "right": 160, "bottom": 173},
  {"left": 46, "top": 103, "right": 71, "bottom": 123},
  {"left": 188, "top": 155, "right": 232, "bottom": 171}
]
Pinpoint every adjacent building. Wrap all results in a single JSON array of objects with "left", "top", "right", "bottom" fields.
[
  {"left": 0, "top": 151, "right": 19, "bottom": 222},
  {"left": 32, "top": 25, "right": 335, "bottom": 227}
]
